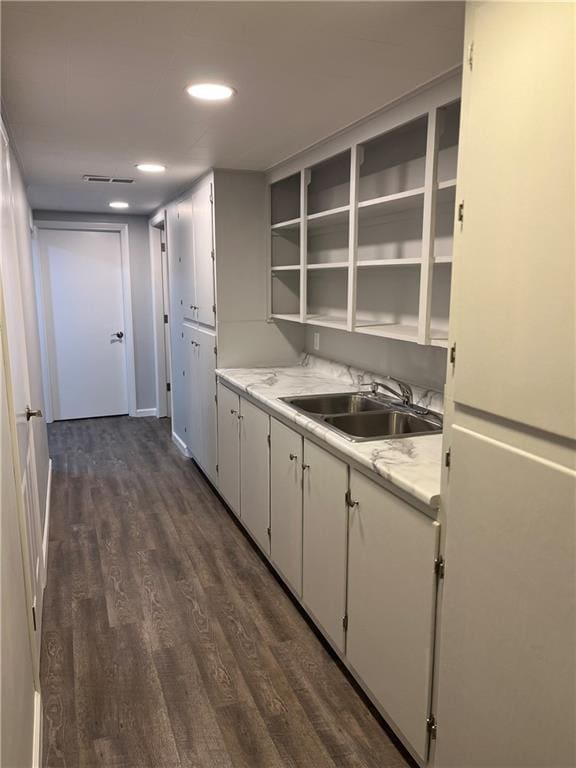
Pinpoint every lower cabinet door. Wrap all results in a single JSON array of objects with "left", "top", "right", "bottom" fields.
[
  {"left": 347, "top": 469, "right": 440, "bottom": 762},
  {"left": 216, "top": 383, "right": 240, "bottom": 514},
  {"left": 239, "top": 397, "right": 270, "bottom": 554},
  {"left": 302, "top": 439, "right": 348, "bottom": 652},
  {"left": 270, "top": 418, "right": 303, "bottom": 596}
]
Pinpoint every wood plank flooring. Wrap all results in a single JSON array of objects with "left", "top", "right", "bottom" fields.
[{"left": 41, "top": 416, "right": 409, "bottom": 768}]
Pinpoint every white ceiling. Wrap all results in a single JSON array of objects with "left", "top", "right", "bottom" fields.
[{"left": 2, "top": 1, "right": 464, "bottom": 215}]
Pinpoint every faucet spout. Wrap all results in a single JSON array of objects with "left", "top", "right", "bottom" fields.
[{"left": 370, "top": 377, "right": 413, "bottom": 407}]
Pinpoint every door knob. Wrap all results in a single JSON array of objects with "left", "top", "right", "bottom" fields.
[
  {"left": 25, "top": 406, "right": 43, "bottom": 421},
  {"left": 112, "top": 331, "right": 124, "bottom": 339}
]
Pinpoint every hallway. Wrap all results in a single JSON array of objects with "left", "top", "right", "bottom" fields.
[{"left": 41, "top": 417, "right": 407, "bottom": 768}]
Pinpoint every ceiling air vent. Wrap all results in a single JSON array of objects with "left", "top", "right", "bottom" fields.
[{"left": 83, "top": 175, "right": 135, "bottom": 184}]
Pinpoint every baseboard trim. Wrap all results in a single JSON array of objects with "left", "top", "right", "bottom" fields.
[
  {"left": 172, "top": 431, "right": 192, "bottom": 458},
  {"left": 42, "top": 458, "right": 52, "bottom": 588},
  {"left": 32, "top": 691, "right": 43, "bottom": 768},
  {"left": 135, "top": 408, "right": 157, "bottom": 418}
]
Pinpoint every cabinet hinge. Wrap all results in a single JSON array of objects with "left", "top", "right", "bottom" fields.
[
  {"left": 427, "top": 715, "right": 438, "bottom": 740},
  {"left": 32, "top": 605, "right": 37, "bottom": 632},
  {"left": 166, "top": 382, "right": 171, "bottom": 392},
  {"left": 435, "top": 556, "right": 445, "bottom": 579},
  {"left": 213, "top": 346, "right": 217, "bottom": 356},
  {"left": 457, "top": 201, "right": 464, "bottom": 224},
  {"left": 160, "top": 242, "right": 166, "bottom": 252},
  {"left": 467, "top": 41, "right": 474, "bottom": 70},
  {"left": 342, "top": 614, "right": 349, "bottom": 632},
  {"left": 214, "top": 393, "right": 217, "bottom": 404},
  {"left": 444, "top": 449, "right": 451, "bottom": 468},
  {"left": 164, "top": 313, "right": 169, "bottom": 324},
  {"left": 212, "top": 304, "right": 216, "bottom": 314},
  {"left": 449, "top": 343, "right": 456, "bottom": 365},
  {"left": 209, "top": 185, "right": 214, "bottom": 205},
  {"left": 216, "top": 464, "right": 219, "bottom": 474},
  {"left": 267, "top": 525, "right": 271, "bottom": 538},
  {"left": 345, "top": 489, "right": 359, "bottom": 508},
  {"left": 267, "top": 433, "right": 271, "bottom": 448},
  {"left": 211, "top": 249, "right": 215, "bottom": 261}
]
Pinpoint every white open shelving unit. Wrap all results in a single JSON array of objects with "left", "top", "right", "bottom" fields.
[{"left": 268, "top": 88, "right": 461, "bottom": 348}]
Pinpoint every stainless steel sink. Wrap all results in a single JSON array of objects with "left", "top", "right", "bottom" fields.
[
  {"left": 324, "top": 410, "right": 442, "bottom": 441},
  {"left": 281, "top": 391, "right": 442, "bottom": 441},
  {"left": 282, "top": 393, "right": 383, "bottom": 415}
]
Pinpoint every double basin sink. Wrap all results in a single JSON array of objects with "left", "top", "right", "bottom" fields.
[{"left": 281, "top": 392, "right": 442, "bottom": 442}]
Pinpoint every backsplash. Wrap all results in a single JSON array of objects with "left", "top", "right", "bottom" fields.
[
  {"left": 301, "top": 354, "right": 444, "bottom": 414},
  {"left": 303, "top": 325, "right": 447, "bottom": 392}
]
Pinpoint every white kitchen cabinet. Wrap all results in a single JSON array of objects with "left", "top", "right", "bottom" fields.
[
  {"left": 270, "top": 418, "right": 303, "bottom": 596},
  {"left": 239, "top": 398, "right": 270, "bottom": 554},
  {"left": 216, "top": 383, "right": 240, "bottom": 514},
  {"left": 187, "top": 325, "right": 216, "bottom": 482},
  {"left": 347, "top": 469, "right": 440, "bottom": 762},
  {"left": 302, "top": 439, "right": 348, "bottom": 652},
  {"left": 190, "top": 177, "right": 215, "bottom": 328}
]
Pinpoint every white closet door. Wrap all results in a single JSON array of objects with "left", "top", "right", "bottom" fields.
[
  {"left": 435, "top": 426, "right": 576, "bottom": 768},
  {"left": 196, "top": 327, "right": 217, "bottom": 483},
  {"left": 450, "top": 2, "right": 575, "bottom": 438},
  {"left": 191, "top": 178, "right": 215, "bottom": 327},
  {"left": 38, "top": 228, "right": 128, "bottom": 420}
]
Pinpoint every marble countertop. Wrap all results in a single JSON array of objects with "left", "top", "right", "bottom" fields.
[{"left": 216, "top": 355, "right": 443, "bottom": 510}]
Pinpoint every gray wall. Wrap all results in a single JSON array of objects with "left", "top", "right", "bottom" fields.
[
  {"left": 304, "top": 325, "right": 447, "bottom": 392},
  {"left": 34, "top": 210, "right": 156, "bottom": 411}
]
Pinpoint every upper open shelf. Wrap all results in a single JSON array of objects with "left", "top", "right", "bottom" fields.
[{"left": 269, "top": 91, "right": 461, "bottom": 348}]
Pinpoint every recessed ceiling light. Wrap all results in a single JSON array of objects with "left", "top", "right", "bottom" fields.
[
  {"left": 186, "top": 83, "right": 235, "bottom": 101},
  {"left": 136, "top": 163, "right": 166, "bottom": 173},
  {"left": 109, "top": 201, "right": 130, "bottom": 209}
]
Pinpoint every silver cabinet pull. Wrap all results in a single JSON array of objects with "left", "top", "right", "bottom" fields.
[
  {"left": 302, "top": 463, "right": 310, "bottom": 471},
  {"left": 112, "top": 331, "right": 124, "bottom": 339},
  {"left": 230, "top": 409, "right": 238, "bottom": 416},
  {"left": 289, "top": 453, "right": 298, "bottom": 461},
  {"left": 25, "top": 406, "right": 43, "bottom": 421}
]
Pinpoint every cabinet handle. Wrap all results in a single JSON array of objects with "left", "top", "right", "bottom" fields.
[
  {"left": 302, "top": 463, "right": 310, "bottom": 471},
  {"left": 237, "top": 414, "right": 243, "bottom": 420},
  {"left": 230, "top": 409, "right": 238, "bottom": 416},
  {"left": 289, "top": 453, "right": 298, "bottom": 461}
]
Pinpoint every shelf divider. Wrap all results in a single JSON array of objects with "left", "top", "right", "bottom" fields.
[
  {"left": 300, "top": 169, "right": 309, "bottom": 323},
  {"left": 418, "top": 108, "right": 440, "bottom": 345},
  {"left": 347, "top": 145, "right": 360, "bottom": 331}
]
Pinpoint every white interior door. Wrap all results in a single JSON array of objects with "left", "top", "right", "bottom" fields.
[
  {"left": 38, "top": 228, "right": 129, "bottom": 420},
  {"left": 1, "top": 127, "right": 43, "bottom": 679}
]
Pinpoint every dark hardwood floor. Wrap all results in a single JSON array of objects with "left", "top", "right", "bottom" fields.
[{"left": 41, "top": 416, "right": 408, "bottom": 768}]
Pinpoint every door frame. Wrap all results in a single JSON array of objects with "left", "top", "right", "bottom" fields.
[
  {"left": 149, "top": 210, "right": 171, "bottom": 418},
  {"left": 33, "top": 220, "right": 137, "bottom": 421}
]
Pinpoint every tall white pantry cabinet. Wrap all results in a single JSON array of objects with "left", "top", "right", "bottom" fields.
[
  {"left": 165, "top": 170, "right": 303, "bottom": 482},
  {"left": 433, "top": 4, "right": 575, "bottom": 767}
]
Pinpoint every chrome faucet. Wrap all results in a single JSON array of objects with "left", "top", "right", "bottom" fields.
[{"left": 370, "top": 376, "right": 413, "bottom": 407}]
